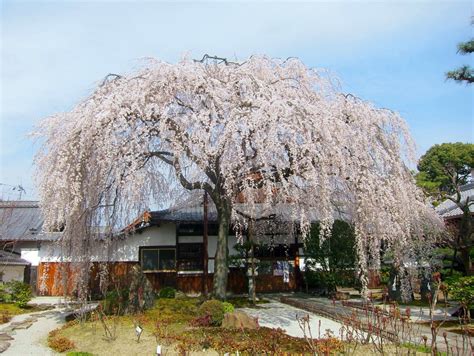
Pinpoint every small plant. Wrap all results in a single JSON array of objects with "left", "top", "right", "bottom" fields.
[
  {"left": 222, "top": 301, "right": 234, "bottom": 314},
  {"left": 0, "top": 311, "right": 11, "bottom": 324},
  {"left": 190, "top": 314, "right": 212, "bottom": 327},
  {"left": 96, "top": 304, "right": 118, "bottom": 341},
  {"left": 158, "top": 287, "right": 176, "bottom": 299},
  {"left": 198, "top": 299, "right": 225, "bottom": 326},
  {"left": 48, "top": 330, "right": 75, "bottom": 353},
  {"left": 66, "top": 352, "right": 95, "bottom": 356}
]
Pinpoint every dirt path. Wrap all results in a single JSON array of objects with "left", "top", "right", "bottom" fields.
[{"left": 0, "top": 308, "right": 68, "bottom": 355}]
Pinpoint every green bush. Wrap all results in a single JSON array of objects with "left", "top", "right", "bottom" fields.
[
  {"left": 222, "top": 301, "right": 234, "bottom": 314},
  {"left": 101, "top": 288, "right": 129, "bottom": 315},
  {"left": 158, "top": 287, "right": 176, "bottom": 299},
  {"left": 66, "top": 353, "right": 95, "bottom": 356},
  {"left": 446, "top": 276, "right": 474, "bottom": 313},
  {"left": 0, "top": 284, "right": 12, "bottom": 303},
  {"left": 1, "top": 281, "right": 32, "bottom": 307},
  {"left": 198, "top": 300, "right": 225, "bottom": 326}
]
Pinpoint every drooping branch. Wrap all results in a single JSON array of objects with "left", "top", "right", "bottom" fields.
[{"left": 147, "top": 151, "right": 214, "bottom": 194}]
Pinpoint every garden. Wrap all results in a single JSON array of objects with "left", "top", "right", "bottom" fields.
[
  {"left": 47, "top": 291, "right": 336, "bottom": 355},
  {"left": 0, "top": 281, "right": 41, "bottom": 324},
  {"left": 44, "top": 274, "right": 474, "bottom": 355}
]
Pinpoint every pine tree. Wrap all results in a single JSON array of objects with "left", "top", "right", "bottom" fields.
[{"left": 446, "top": 20, "right": 473, "bottom": 84}]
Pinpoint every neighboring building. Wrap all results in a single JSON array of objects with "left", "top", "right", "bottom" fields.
[
  {"left": 435, "top": 182, "right": 474, "bottom": 274},
  {"left": 1, "top": 200, "right": 306, "bottom": 296},
  {"left": 0, "top": 250, "right": 30, "bottom": 283},
  {"left": 435, "top": 183, "right": 474, "bottom": 220},
  {"left": 0, "top": 201, "right": 59, "bottom": 290}
]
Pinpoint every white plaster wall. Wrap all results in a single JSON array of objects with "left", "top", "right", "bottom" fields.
[
  {"left": 207, "top": 235, "right": 239, "bottom": 257},
  {"left": 0, "top": 265, "right": 25, "bottom": 282},
  {"left": 38, "top": 242, "right": 62, "bottom": 262},
  {"left": 37, "top": 224, "right": 244, "bottom": 270},
  {"left": 39, "top": 223, "right": 176, "bottom": 263},
  {"left": 206, "top": 235, "right": 239, "bottom": 273},
  {"left": 21, "top": 249, "right": 40, "bottom": 266}
]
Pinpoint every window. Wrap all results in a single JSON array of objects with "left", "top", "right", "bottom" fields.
[
  {"left": 140, "top": 248, "right": 176, "bottom": 272},
  {"left": 177, "top": 243, "right": 203, "bottom": 271}
]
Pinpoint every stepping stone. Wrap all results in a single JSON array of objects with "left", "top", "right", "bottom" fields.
[
  {"left": 12, "top": 322, "right": 33, "bottom": 330},
  {"left": 0, "top": 341, "right": 10, "bottom": 353},
  {"left": 0, "top": 334, "right": 13, "bottom": 341},
  {"left": 0, "top": 333, "right": 13, "bottom": 342}
]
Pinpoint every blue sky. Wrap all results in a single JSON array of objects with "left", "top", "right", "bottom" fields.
[{"left": 1, "top": 0, "right": 473, "bottom": 200}]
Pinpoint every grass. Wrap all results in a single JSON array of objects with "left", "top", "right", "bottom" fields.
[
  {"left": 0, "top": 303, "right": 44, "bottom": 324},
  {"left": 401, "top": 342, "right": 448, "bottom": 355},
  {"left": 52, "top": 297, "right": 319, "bottom": 355},
  {"left": 49, "top": 297, "right": 459, "bottom": 355}
]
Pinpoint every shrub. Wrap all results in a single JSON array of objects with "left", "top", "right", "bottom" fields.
[
  {"left": 446, "top": 276, "right": 474, "bottom": 318},
  {"left": 48, "top": 334, "right": 75, "bottom": 352},
  {"left": 0, "top": 284, "right": 10, "bottom": 303},
  {"left": 66, "top": 353, "right": 94, "bottom": 356},
  {"left": 0, "top": 312, "right": 11, "bottom": 324},
  {"left": 3, "top": 281, "right": 32, "bottom": 307},
  {"left": 198, "top": 300, "right": 225, "bottom": 326},
  {"left": 101, "top": 288, "right": 129, "bottom": 315},
  {"left": 158, "top": 287, "right": 176, "bottom": 299},
  {"left": 222, "top": 301, "right": 234, "bottom": 314}
]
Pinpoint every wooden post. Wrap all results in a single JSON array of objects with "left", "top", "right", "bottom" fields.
[
  {"left": 248, "top": 220, "right": 257, "bottom": 304},
  {"left": 203, "top": 191, "right": 209, "bottom": 296}
]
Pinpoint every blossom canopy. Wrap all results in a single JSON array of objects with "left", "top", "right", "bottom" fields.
[{"left": 34, "top": 56, "right": 440, "bottom": 295}]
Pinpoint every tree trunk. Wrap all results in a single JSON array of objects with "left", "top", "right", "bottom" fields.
[
  {"left": 458, "top": 208, "right": 473, "bottom": 276},
  {"left": 248, "top": 220, "right": 257, "bottom": 304},
  {"left": 459, "top": 247, "right": 472, "bottom": 276},
  {"left": 213, "top": 199, "right": 231, "bottom": 299}
]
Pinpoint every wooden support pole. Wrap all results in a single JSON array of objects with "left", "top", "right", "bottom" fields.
[{"left": 203, "top": 191, "right": 209, "bottom": 296}]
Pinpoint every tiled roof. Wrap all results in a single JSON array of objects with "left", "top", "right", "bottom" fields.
[
  {"left": 150, "top": 205, "right": 219, "bottom": 223},
  {"left": 0, "top": 250, "right": 30, "bottom": 265},
  {"left": 0, "top": 201, "right": 59, "bottom": 241},
  {"left": 435, "top": 183, "right": 474, "bottom": 219},
  {"left": 147, "top": 194, "right": 350, "bottom": 225}
]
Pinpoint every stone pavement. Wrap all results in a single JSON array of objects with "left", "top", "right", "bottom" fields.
[
  {"left": 0, "top": 297, "right": 72, "bottom": 355},
  {"left": 278, "top": 294, "right": 473, "bottom": 355},
  {"left": 0, "top": 308, "right": 69, "bottom": 355},
  {"left": 241, "top": 300, "right": 344, "bottom": 339}
]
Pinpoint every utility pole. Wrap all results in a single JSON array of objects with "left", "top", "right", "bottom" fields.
[{"left": 13, "top": 185, "right": 25, "bottom": 200}]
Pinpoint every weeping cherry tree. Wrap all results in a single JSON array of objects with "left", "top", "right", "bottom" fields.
[{"left": 34, "top": 55, "right": 441, "bottom": 299}]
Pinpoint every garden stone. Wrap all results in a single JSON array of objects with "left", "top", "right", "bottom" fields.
[
  {"left": 127, "top": 265, "right": 155, "bottom": 313},
  {"left": 10, "top": 321, "right": 33, "bottom": 330},
  {"left": 0, "top": 341, "right": 10, "bottom": 353},
  {"left": 0, "top": 334, "right": 13, "bottom": 341},
  {"left": 221, "top": 311, "right": 259, "bottom": 329}
]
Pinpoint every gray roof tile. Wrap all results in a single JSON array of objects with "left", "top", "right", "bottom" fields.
[
  {"left": 435, "top": 183, "right": 474, "bottom": 219},
  {"left": 0, "top": 201, "right": 58, "bottom": 241}
]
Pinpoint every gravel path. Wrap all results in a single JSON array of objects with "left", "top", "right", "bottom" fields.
[
  {"left": 0, "top": 308, "right": 68, "bottom": 355},
  {"left": 241, "top": 301, "right": 344, "bottom": 338}
]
